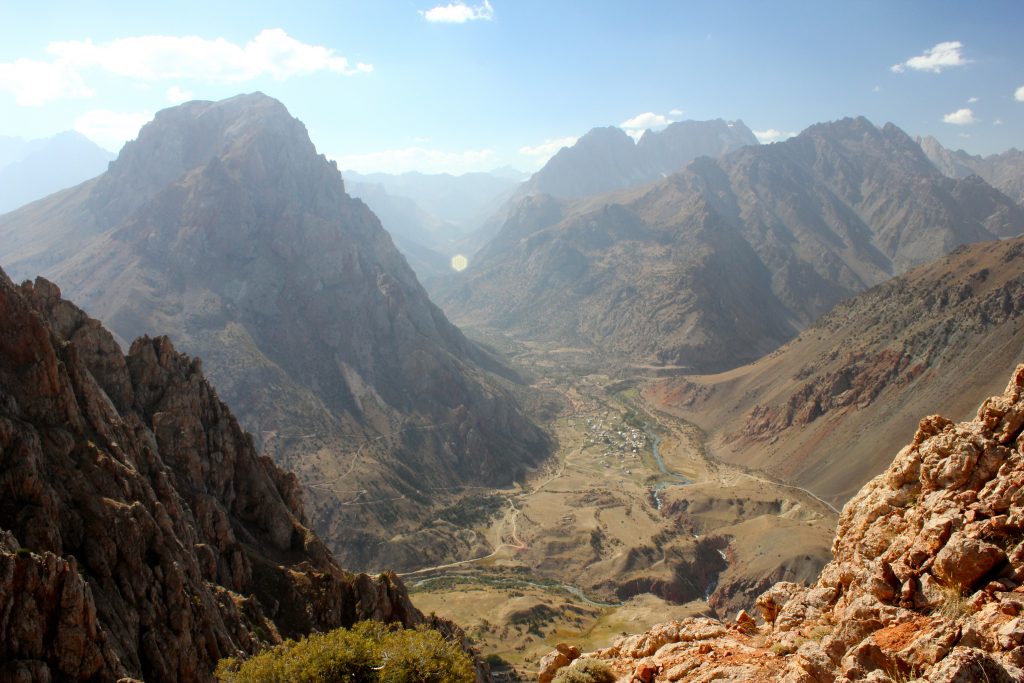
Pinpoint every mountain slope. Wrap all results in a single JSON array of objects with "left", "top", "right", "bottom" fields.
[
  {"left": 919, "top": 135, "right": 1024, "bottom": 204},
  {"left": 552, "top": 365, "right": 1024, "bottom": 682},
  {"left": 0, "top": 271, "right": 425, "bottom": 682},
  {"left": 440, "top": 117, "right": 1024, "bottom": 371},
  {"left": 646, "top": 235, "right": 1024, "bottom": 505},
  {"left": 0, "top": 131, "right": 113, "bottom": 214},
  {"left": 0, "top": 93, "right": 550, "bottom": 571}
]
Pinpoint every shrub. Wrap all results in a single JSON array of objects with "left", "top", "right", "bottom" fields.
[
  {"left": 935, "top": 583, "right": 972, "bottom": 620},
  {"left": 551, "top": 659, "right": 615, "bottom": 683},
  {"left": 215, "top": 621, "right": 475, "bottom": 683}
]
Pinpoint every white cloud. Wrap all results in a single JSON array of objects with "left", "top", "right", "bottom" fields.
[
  {"left": 890, "top": 40, "right": 969, "bottom": 73},
  {"left": 518, "top": 135, "right": 578, "bottom": 158},
  {"left": 334, "top": 146, "right": 496, "bottom": 174},
  {"left": 753, "top": 129, "right": 797, "bottom": 144},
  {"left": 1016, "top": 85, "right": 1024, "bottom": 102},
  {"left": 872, "top": 85, "right": 881, "bottom": 92},
  {"left": 967, "top": 96, "right": 978, "bottom": 103},
  {"left": 421, "top": 1, "right": 494, "bottom": 23},
  {"left": 994, "top": 118, "right": 1004, "bottom": 126},
  {"left": 669, "top": 108, "right": 684, "bottom": 116},
  {"left": 165, "top": 85, "right": 193, "bottom": 103},
  {"left": 621, "top": 111, "right": 670, "bottom": 131},
  {"left": 74, "top": 109, "right": 152, "bottom": 151},
  {"left": 0, "top": 29, "right": 369, "bottom": 106},
  {"left": 943, "top": 107, "right": 976, "bottom": 125},
  {"left": 49, "top": 29, "right": 371, "bottom": 81},
  {"left": 0, "top": 58, "right": 93, "bottom": 106}
]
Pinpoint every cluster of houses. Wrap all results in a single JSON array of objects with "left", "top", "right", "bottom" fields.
[{"left": 578, "top": 412, "right": 647, "bottom": 473}]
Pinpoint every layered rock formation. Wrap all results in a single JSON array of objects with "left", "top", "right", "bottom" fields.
[
  {"left": 546, "top": 366, "right": 1024, "bottom": 681},
  {"left": 0, "top": 270, "right": 426, "bottom": 682},
  {"left": 0, "top": 93, "right": 550, "bottom": 571},
  {"left": 439, "top": 117, "right": 1023, "bottom": 371},
  {"left": 646, "top": 234, "right": 1024, "bottom": 505}
]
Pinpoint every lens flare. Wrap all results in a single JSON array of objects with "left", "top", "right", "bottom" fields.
[{"left": 450, "top": 254, "right": 468, "bottom": 272}]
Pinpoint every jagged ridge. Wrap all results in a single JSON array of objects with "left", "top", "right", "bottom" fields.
[{"left": 0, "top": 271, "right": 424, "bottom": 682}]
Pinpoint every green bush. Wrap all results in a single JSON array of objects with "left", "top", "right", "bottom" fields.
[
  {"left": 215, "top": 621, "right": 475, "bottom": 683},
  {"left": 551, "top": 659, "right": 615, "bottom": 683}
]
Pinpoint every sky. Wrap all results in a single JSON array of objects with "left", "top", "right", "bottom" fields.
[{"left": 0, "top": 1, "right": 1022, "bottom": 174}]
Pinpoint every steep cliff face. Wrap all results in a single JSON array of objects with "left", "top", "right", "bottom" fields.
[
  {"left": 0, "top": 93, "right": 550, "bottom": 571},
  {"left": 546, "top": 366, "right": 1024, "bottom": 682},
  {"left": 0, "top": 271, "right": 423, "bottom": 682}
]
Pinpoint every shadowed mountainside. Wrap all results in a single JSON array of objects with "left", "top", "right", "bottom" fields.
[
  {"left": 0, "top": 93, "right": 551, "bottom": 572},
  {"left": 0, "top": 271, "right": 428, "bottom": 682}
]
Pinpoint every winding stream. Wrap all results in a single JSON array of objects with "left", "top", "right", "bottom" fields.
[{"left": 647, "top": 429, "right": 692, "bottom": 510}]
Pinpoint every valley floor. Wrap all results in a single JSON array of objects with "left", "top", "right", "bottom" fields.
[{"left": 401, "top": 335, "right": 837, "bottom": 678}]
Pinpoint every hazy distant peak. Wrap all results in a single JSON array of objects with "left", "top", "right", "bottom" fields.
[{"left": 521, "top": 117, "right": 758, "bottom": 200}]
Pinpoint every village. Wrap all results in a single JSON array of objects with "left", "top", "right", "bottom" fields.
[{"left": 573, "top": 412, "right": 648, "bottom": 475}]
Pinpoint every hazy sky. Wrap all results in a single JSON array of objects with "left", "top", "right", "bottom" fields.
[{"left": 1, "top": 1, "right": 1022, "bottom": 174}]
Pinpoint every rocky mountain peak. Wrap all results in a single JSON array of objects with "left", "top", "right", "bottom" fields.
[
  {"left": 92, "top": 92, "right": 321, "bottom": 224},
  {"left": 519, "top": 118, "right": 759, "bottom": 200}
]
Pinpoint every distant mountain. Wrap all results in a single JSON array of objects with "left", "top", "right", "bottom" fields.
[
  {"left": 0, "top": 270, "right": 425, "bottom": 681},
  {"left": 918, "top": 135, "right": 1024, "bottom": 204},
  {"left": 345, "top": 170, "right": 522, "bottom": 230},
  {"left": 344, "top": 169, "right": 522, "bottom": 279},
  {"left": 438, "top": 117, "right": 1024, "bottom": 372},
  {"left": 0, "top": 93, "right": 550, "bottom": 571},
  {"left": 446, "top": 119, "right": 760, "bottom": 261},
  {"left": 520, "top": 119, "right": 759, "bottom": 200},
  {"left": 0, "top": 131, "right": 114, "bottom": 214},
  {"left": 646, "top": 235, "right": 1024, "bottom": 506},
  {"left": 342, "top": 180, "right": 454, "bottom": 278}
]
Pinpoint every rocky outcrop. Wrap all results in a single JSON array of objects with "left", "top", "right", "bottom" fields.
[
  {"left": 548, "top": 365, "right": 1024, "bottom": 681},
  {"left": 0, "top": 271, "right": 426, "bottom": 682}
]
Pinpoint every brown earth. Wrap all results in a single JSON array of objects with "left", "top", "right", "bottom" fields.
[
  {"left": 543, "top": 365, "right": 1024, "bottom": 682},
  {"left": 645, "top": 235, "right": 1024, "bottom": 507}
]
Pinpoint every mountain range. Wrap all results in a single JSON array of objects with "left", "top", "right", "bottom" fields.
[
  {"left": 520, "top": 119, "right": 759, "bottom": 200},
  {"left": 0, "top": 93, "right": 550, "bottom": 572},
  {"left": 0, "top": 131, "right": 114, "bottom": 215},
  {"left": 438, "top": 117, "right": 1024, "bottom": 372},
  {"left": 919, "top": 134, "right": 1024, "bottom": 205}
]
